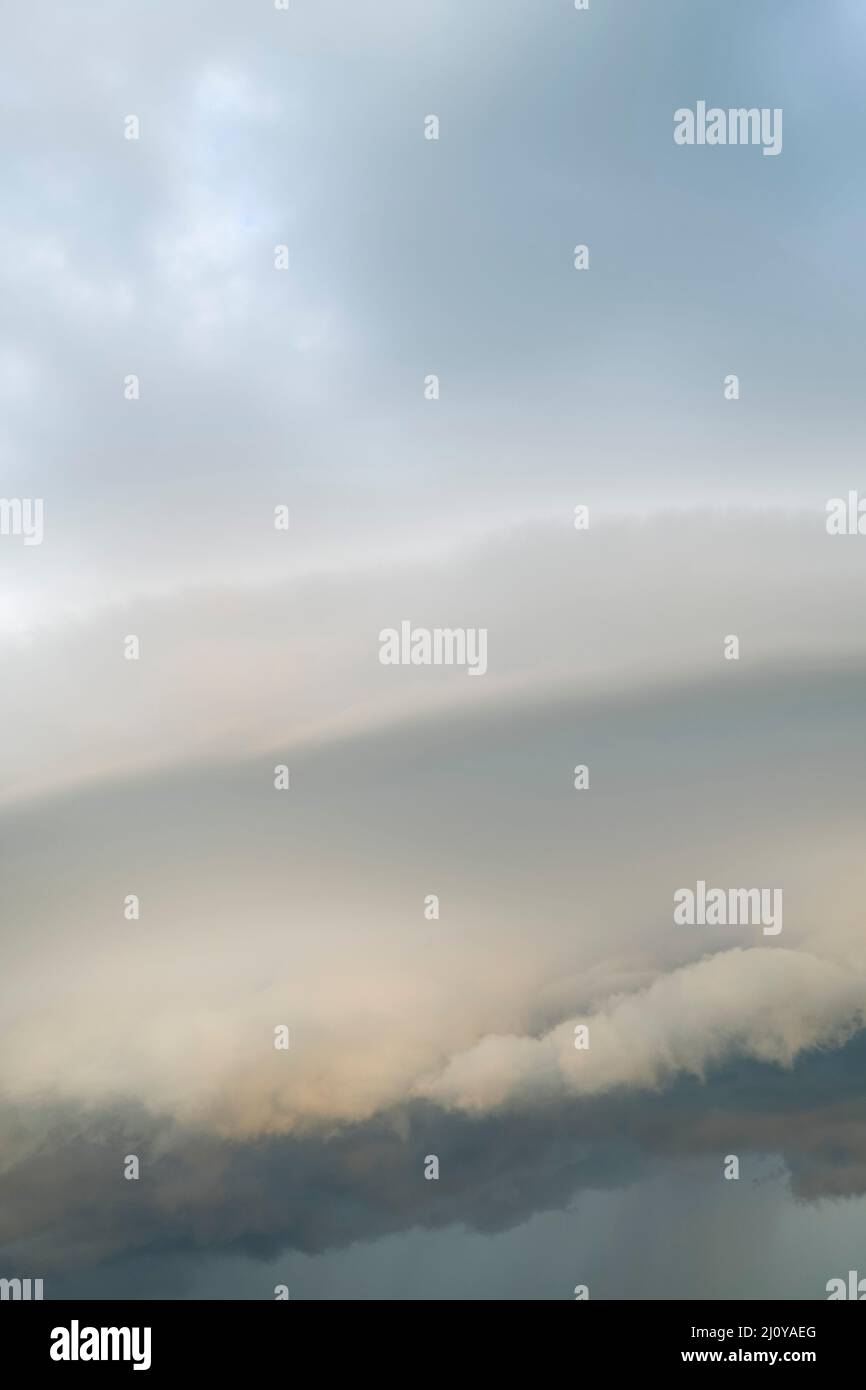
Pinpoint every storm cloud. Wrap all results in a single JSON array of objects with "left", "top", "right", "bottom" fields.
[{"left": 3, "top": 0, "right": 866, "bottom": 1299}]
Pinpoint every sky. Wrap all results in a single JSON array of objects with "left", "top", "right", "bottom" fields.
[{"left": 2, "top": 0, "right": 866, "bottom": 1300}]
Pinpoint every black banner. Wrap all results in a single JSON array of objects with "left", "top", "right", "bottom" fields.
[{"left": 1, "top": 1300, "right": 859, "bottom": 1375}]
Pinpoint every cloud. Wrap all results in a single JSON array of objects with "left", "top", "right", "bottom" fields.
[
  {"left": 4, "top": 510, "right": 866, "bottom": 805},
  {"left": 6, "top": 1033, "right": 866, "bottom": 1283},
  {"left": 3, "top": 0, "right": 866, "bottom": 1296},
  {"left": 416, "top": 948, "right": 866, "bottom": 1113},
  {"left": 3, "top": 639, "right": 866, "bottom": 1141}
]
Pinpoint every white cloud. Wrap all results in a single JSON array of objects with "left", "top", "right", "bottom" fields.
[{"left": 417, "top": 949, "right": 866, "bottom": 1113}]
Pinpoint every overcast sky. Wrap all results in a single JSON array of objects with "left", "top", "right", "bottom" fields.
[{"left": 2, "top": 0, "right": 866, "bottom": 1300}]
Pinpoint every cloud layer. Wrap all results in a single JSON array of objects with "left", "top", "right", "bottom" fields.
[{"left": 3, "top": 0, "right": 866, "bottom": 1296}]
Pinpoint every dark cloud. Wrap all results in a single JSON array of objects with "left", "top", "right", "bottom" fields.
[{"left": 5, "top": 1030, "right": 866, "bottom": 1298}]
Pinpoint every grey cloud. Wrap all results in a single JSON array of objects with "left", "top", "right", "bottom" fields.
[
  {"left": 2, "top": 653, "right": 866, "bottom": 1135},
  {"left": 4, "top": 511, "right": 866, "bottom": 803},
  {"left": 3, "top": 0, "right": 866, "bottom": 1301},
  {"left": 5, "top": 1033, "right": 866, "bottom": 1288}
]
